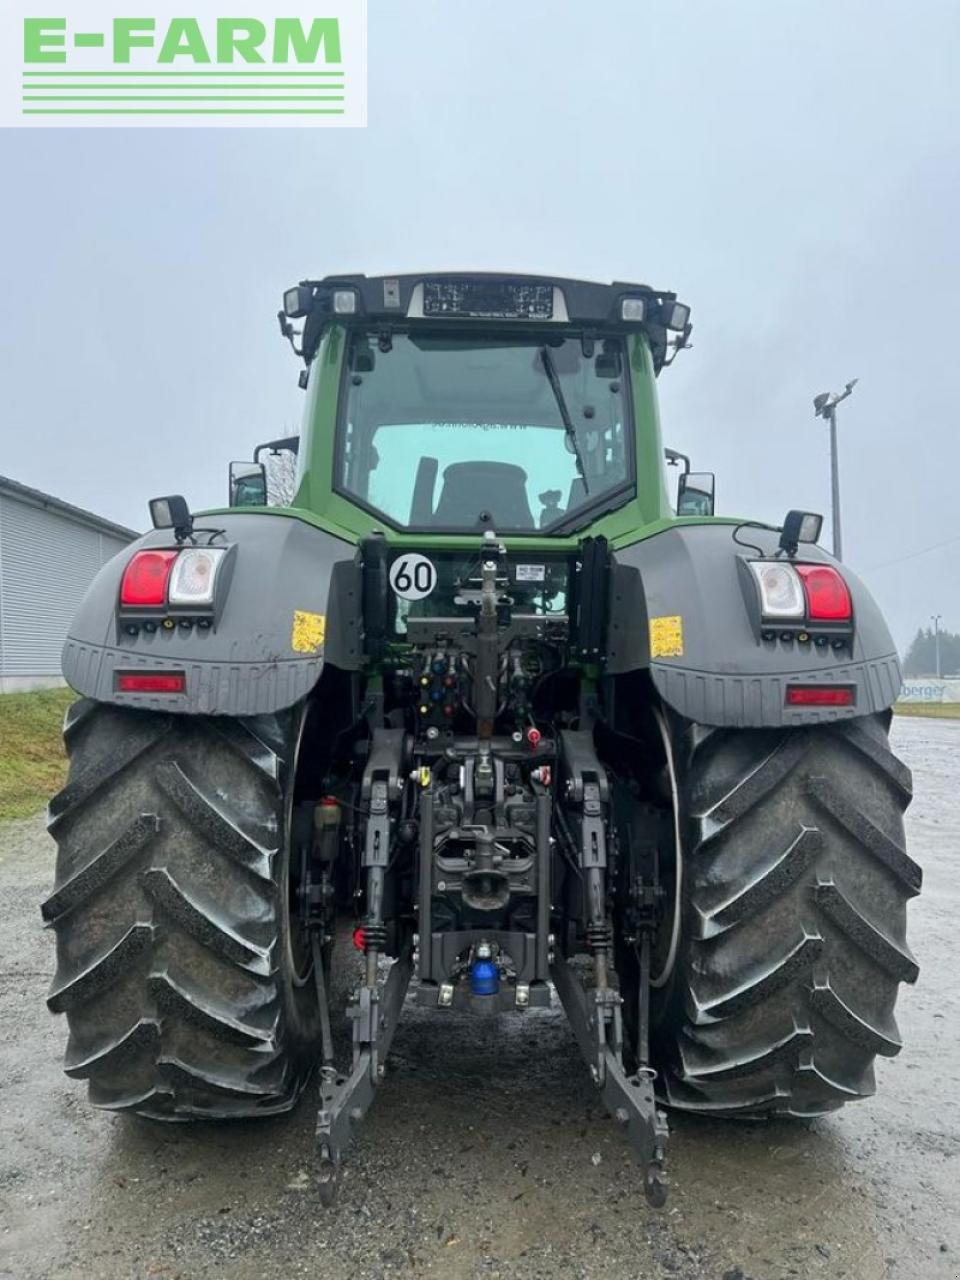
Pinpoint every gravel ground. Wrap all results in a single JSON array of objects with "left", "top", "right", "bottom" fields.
[{"left": 0, "top": 716, "right": 957, "bottom": 1280}]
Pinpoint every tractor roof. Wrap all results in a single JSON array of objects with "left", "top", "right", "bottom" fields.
[{"left": 280, "top": 272, "right": 691, "bottom": 373}]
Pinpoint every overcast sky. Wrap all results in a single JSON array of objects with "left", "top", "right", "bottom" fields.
[{"left": 1, "top": 0, "right": 957, "bottom": 650}]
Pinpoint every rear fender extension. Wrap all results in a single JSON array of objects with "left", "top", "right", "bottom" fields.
[
  {"left": 61, "top": 513, "right": 361, "bottom": 716},
  {"left": 608, "top": 524, "right": 901, "bottom": 728}
]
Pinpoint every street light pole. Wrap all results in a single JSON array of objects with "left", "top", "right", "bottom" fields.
[
  {"left": 813, "top": 379, "right": 858, "bottom": 561},
  {"left": 827, "top": 406, "right": 842, "bottom": 562},
  {"left": 931, "top": 614, "right": 942, "bottom": 679}
]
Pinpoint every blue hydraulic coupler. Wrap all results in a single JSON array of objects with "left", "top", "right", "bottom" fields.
[{"left": 470, "top": 945, "right": 499, "bottom": 997}]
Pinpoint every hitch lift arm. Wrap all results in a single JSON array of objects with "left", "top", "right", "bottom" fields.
[
  {"left": 554, "top": 731, "right": 670, "bottom": 1207},
  {"left": 314, "top": 729, "right": 413, "bottom": 1204}
]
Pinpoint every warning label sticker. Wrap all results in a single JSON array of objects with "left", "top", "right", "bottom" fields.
[
  {"left": 649, "top": 615, "right": 684, "bottom": 659},
  {"left": 291, "top": 610, "right": 326, "bottom": 654}
]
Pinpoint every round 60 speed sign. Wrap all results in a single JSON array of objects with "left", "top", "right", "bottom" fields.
[{"left": 389, "top": 554, "right": 438, "bottom": 602}]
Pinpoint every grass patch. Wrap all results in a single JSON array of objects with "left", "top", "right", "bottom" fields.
[
  {"left": 894, "top": 701, "right": 960, "bottom": 720},
  {"left": 0, "top": 688, "right": 75, "bottom": 819}
]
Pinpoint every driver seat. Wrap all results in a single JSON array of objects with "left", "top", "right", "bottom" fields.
[{"left": 432, "top": 462, "right": 534, "bottom": 528}]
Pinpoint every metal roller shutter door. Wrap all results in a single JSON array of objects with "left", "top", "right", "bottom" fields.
[{"left": 0, "top": 496, "right": 103, "bottom": 677}]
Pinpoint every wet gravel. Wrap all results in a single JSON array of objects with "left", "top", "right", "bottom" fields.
[{"left": 0, "top": 716, "right": 957, "bottom": 1279}]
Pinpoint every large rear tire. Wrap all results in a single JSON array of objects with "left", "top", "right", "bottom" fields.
[
  {"left": 658, "top": 712, "right": 921, "bottom": 1117},
  {"left": 43, "top": 700, "right": 320, "bottom": 1118}
]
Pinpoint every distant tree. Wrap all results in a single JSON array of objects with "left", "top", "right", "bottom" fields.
[
  {"left": 903, "top": 625, "right": 960, "bottom": 677},
  {"left": 903, "top": 628, "right": 931, "bottom": 676},
  {"left": 263, "top": 441, "right": 299, "bottom": 506}
]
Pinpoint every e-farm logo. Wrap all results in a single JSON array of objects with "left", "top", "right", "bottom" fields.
[{"left": 2, "top": 2, "right": 366, "bottom": 127}]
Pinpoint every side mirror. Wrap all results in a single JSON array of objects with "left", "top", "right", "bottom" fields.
[
  {"left": 229, "top": 461, "right": 267, "bottom": 507},
  {"left": 677, "top": 471, "right": 715, "bottom": 517}
]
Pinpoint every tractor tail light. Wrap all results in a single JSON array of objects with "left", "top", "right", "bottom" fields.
[
  {"left": 785, "top": 685, "right": 855, "bottom": 707},
  {"left": 168, "top": 547, "right": 226, "bottom": 606},
  {"left": 120, "top": 550, "right": 178, "bottom": 607},
  {"left": 116, "top": 671, "right": 186, "bottom": 693},
  {"left": 795, "top": 564, "right": 853, "bottom": 622}
]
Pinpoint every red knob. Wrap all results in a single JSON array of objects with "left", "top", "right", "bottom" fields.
[{"left": 527, "top": 727, "right": 541, "bottom": 748}]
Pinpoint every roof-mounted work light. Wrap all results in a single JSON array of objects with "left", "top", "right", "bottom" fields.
[
  {"left": 283, "top": 284, "right": 314, "bottom": 319},
  {"left": 662, "top": 301, "right": 691, "bottom": 332},
  {"left": 332, "top": 288, "right": 358, "bottom": 314},
  {"left": 149, "top": 494, "right": 194, "bottom": 542},
  {"left": 778, "top": 510, "right": 823, "bottom": 557},
  {"left": 284, "top": 282, "right": 358, "bottom": 318},
  {"left": 620, "top": 296, "right": 647, "bottom": 322}
]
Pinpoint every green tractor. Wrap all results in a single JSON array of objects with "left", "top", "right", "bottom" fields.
[{"left": 44, "top": 274, "right": 920, "bottom": 1205}]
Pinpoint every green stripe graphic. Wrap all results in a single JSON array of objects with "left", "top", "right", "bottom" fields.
[
  {"left": 20, "top": 66, "right": 350, "bottom": 118},
  {"left": 22, "top": 108, "right": 345, "bottom": 115},
  {"left": 22, "top": 70, "right": 344, "bottom": 77},
  {"left": 23, "top": 95, "right": 345, "bottom": 101}
]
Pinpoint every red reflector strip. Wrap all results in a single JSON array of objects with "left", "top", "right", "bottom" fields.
[
  {"left": 117, "top": 672, "right": 186, "bottom": 694},
  {"left": 120, "top": 549, "right": 178, "bottom": 607},
  {"left": 794, "top": 564, "right": 852, "bottom": 621},
  {"left": 785, "top": 685, "right": 854, "bottom": 707},
  {"left": 351, "top": 926, "right": 366, "bottom": 951}
]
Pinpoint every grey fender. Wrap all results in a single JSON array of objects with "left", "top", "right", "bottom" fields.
[
  {"left": 608, "top": 523, "right": 901, "bottom": 727},
  {"left": 62, "top": 513, "right": 361, "bottom": 715}
]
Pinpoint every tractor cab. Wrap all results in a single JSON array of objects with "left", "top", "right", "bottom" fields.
[{"left": 275, "top": 273, "right": 693, "bottom": 541}]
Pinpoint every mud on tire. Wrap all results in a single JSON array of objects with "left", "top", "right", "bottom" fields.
[
  {"left": 659, "top": 712, "right": 921, "bottom": 1117},
  {"left": 43, "top": 700, "right": 320, "bottom": 1118}
]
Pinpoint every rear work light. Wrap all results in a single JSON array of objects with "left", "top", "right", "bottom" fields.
[
  {"left": 794, "top": 564, "right": 853, "bottom": 621},
  {"left": 785, "top": 685, "right": 855, "bottom": 707},
  {"left": 116, "top": 671, "right": 185, "bottom": 694},
  {"left": 120, "top": 550, "right": 178, "bottom": 607}
]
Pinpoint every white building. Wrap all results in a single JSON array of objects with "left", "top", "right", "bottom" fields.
[{"left": 0, "top": 476, "right": 137, "bottom": 692}]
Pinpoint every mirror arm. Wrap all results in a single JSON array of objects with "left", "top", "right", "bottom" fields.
[
  {"left": 277, "top": 311, "right": 303, "bottom": 358},
  {"left": 664, "top": 448, "right": 691, "bottom": 475}
]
